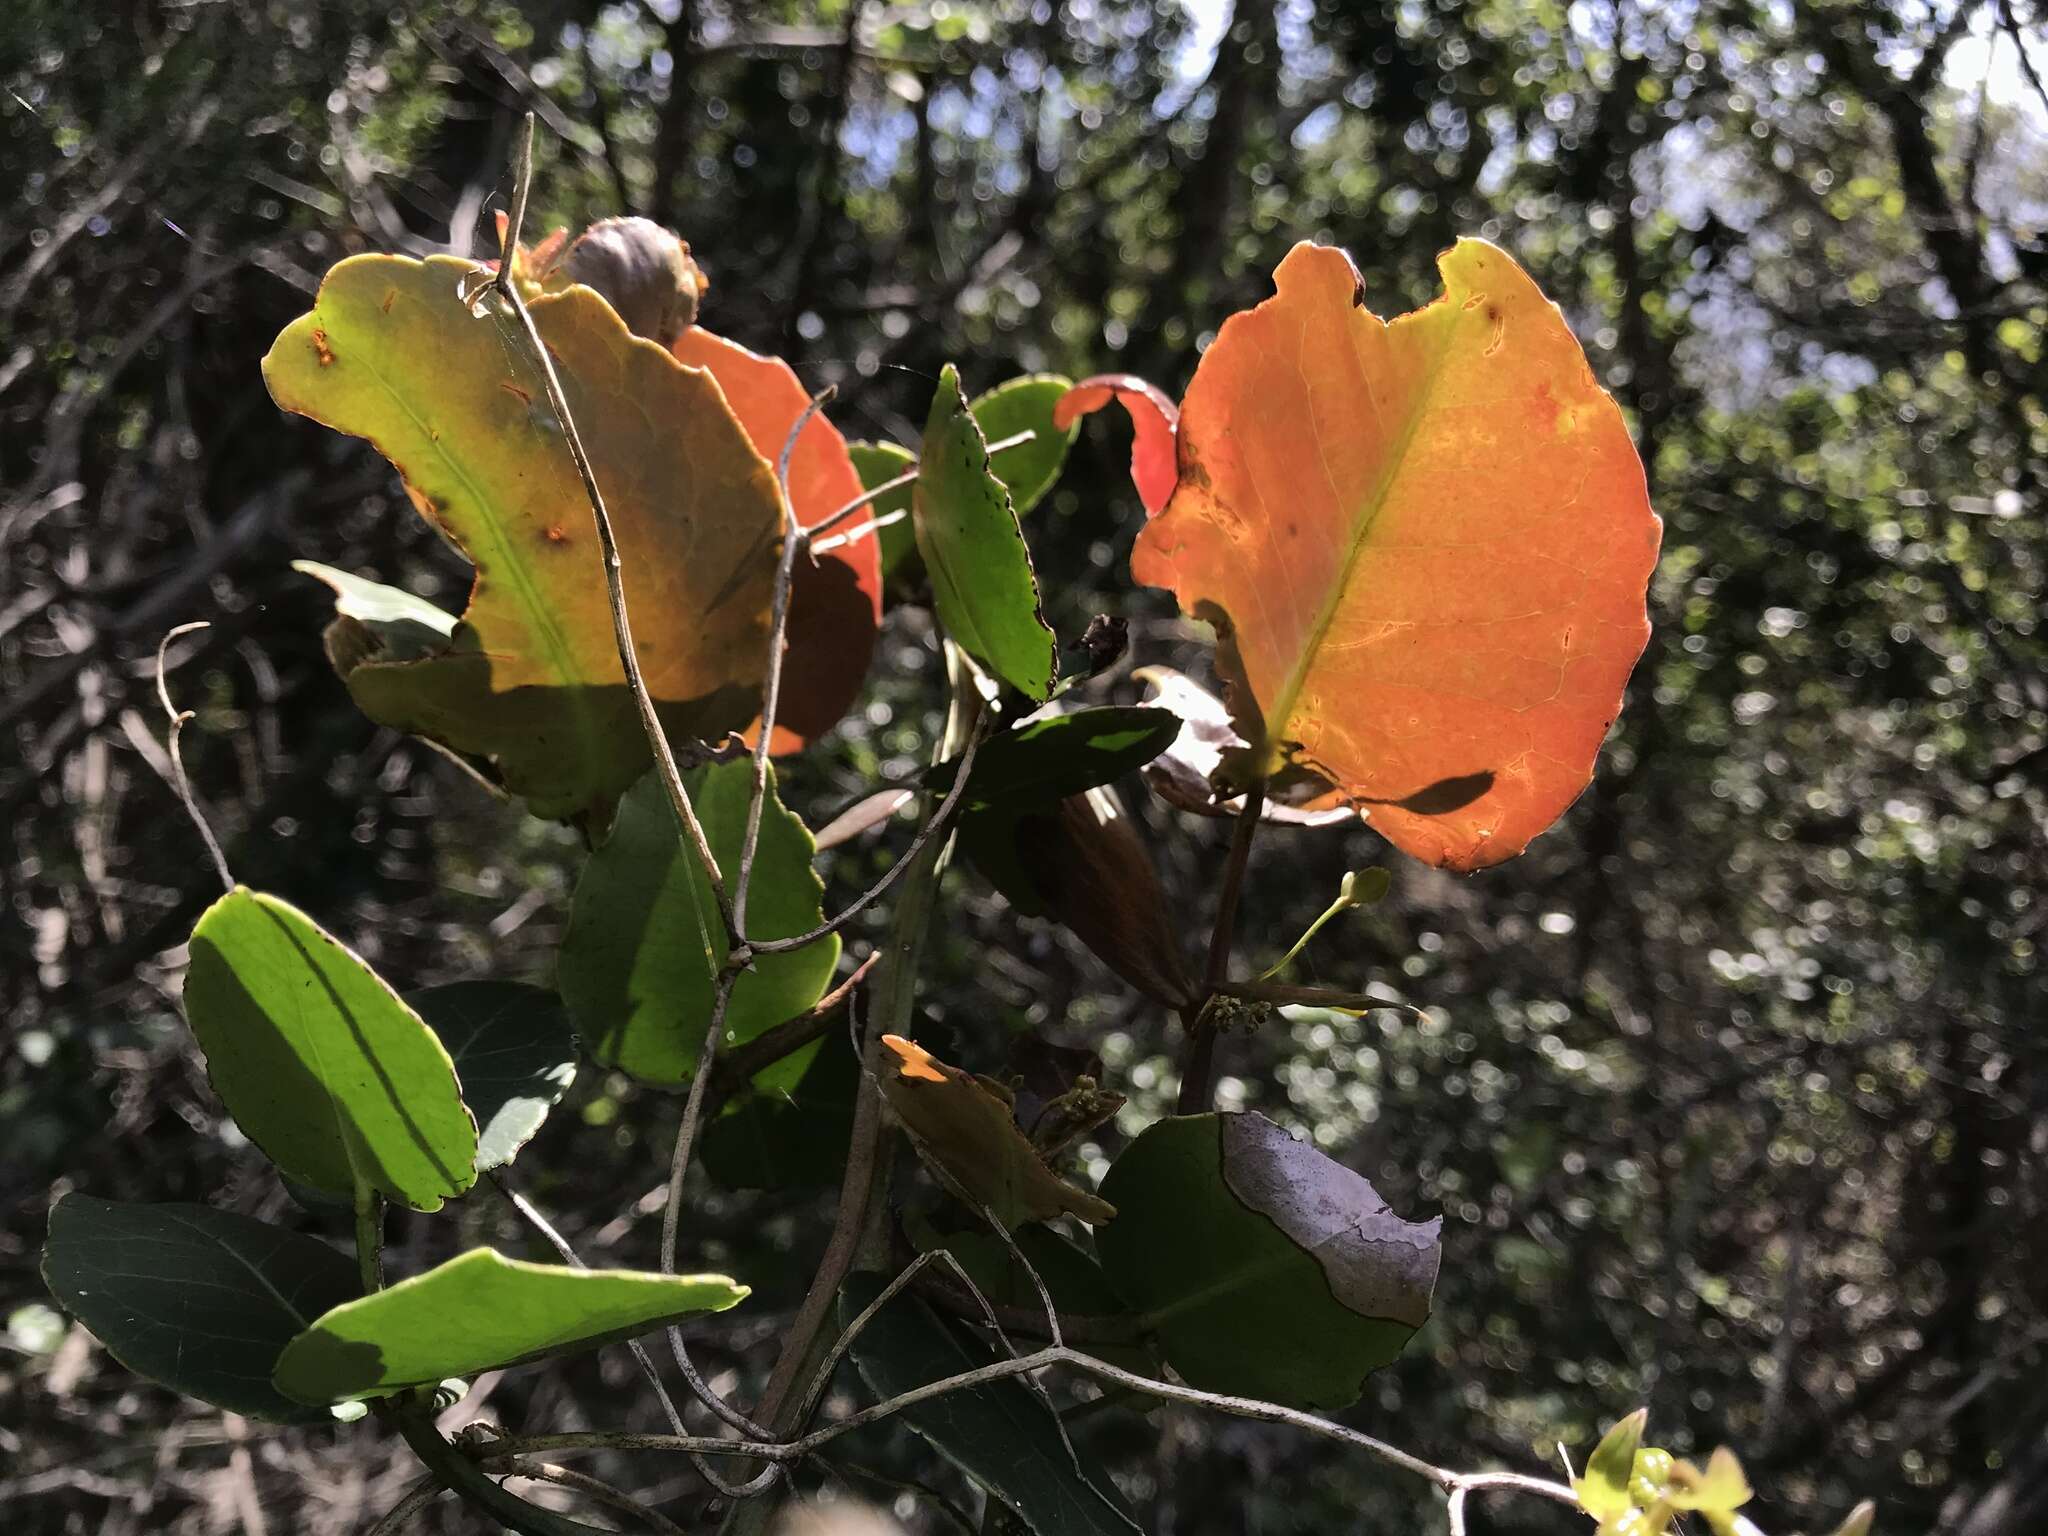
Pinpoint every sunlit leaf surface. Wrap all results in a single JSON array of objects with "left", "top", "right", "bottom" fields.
[
  {"left": 672, "top": 325, "right": 882, "bottom": 749},
  {"left": 183, "top": 888, "right": 476, "bottom": 1211},
  {"left": 1129, "top": 241, "right": 1661, "bottom": 870},
  {"left": 264, "top": 254, "right": 782, "bottom": 820},
  {"left": 274, "top": 1248, "right": 746, "bottom": 1404}
]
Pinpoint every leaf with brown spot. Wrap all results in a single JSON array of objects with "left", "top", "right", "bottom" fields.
[
  {"left": 263, "top": 253, "right": 783, "bottom": 821},
  {"left": 671, "top": 325, "right": 882, "bottom": 749},
  {"left": 1123, "top": 241, "right": 1661, "bottom": 870}
]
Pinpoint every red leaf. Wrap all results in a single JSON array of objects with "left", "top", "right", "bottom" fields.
[
  {"left": 1130, "top": 240, "right": 1661, "bottom": 871},
  {"left": 1054, "top": 374, "right": 1179, "bottom": 517},
  {"left": 672, "top": 327, "right": 883, "bottom": 751}
]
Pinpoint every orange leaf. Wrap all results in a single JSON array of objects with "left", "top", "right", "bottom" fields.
[
  {"left": 1130, "top": 240, "right": 1661, "bottom": 871},
  {"left": 1054, "top": 374, "right": 1178, "bottom": 517},
  {"left": 671, "top": 327, "right": 883, "bottom": 750}
]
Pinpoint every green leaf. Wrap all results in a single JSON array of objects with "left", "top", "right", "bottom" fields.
[
  {"left": 917, "top": 1223, "right": 1154, "bottom": 1375},
  {"left": 840, "top": 1272, "right": 1139, "bottom": 1536},
  {"left": 850, "top": 438, "right": 921, "bottom": 583},
  {"left": 42, "top": 1195, "right": 359, "bottom": 1424},
  {"left": 274, "top": 1248, "right": 748, "bottom": 1405},
  {"left": 1096, "top": 1113, "right": 1440, "bottom": 1410},
  {"left": 559, "top": 762, "right": 839, "bottom": 1088},
  {"left": 914, "top": 363, "right": 1056, "bottom": 699},
  {"left": 860, "top": 376, "right": 1076, "bottom": 586},
  {"left": 263, "top": 253, "right": 781, "bottom": 821},
  {"left": 184, "top": 888, "right": 477, "bottom": 1211},
  {"left": 701, "top": 1027, "right": 860, "bottom": 1191},
  {"left": 1575, "top": 1407, "right": 1648, "bottom": 1521},
  {"left": 973, "top": 373, "right": 1078, "bottom": 516},
  {"left": 927, "top": 708, "right": 1181, "bottom": 811},
  {"left": 407, "top": 982, "right": 578, "bottom": 1173}
]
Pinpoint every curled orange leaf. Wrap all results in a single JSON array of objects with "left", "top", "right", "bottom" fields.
[{"left": 1054, "top": 373, "right": 1178, "bottom": 517}]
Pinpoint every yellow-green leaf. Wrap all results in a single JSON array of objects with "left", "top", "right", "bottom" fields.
[
  {"left": 264, "top": 254, "right": 782, "bottom": 821},
  {"left": 273, "top": 1248, "right": 746, "bottom": 1404},
  {"left": 1576, "top": 1408, "right": 1649, "bottom": 1522},
  {"left": 183, "top": 889, "right": 476, "bottom": 1211}
]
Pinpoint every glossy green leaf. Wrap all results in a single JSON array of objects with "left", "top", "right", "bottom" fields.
[
  {"left": 914, "top": 363, "right": 1056, "bottom": 698},
  {"left": 42, "top": 1195, "right": 359, "bottom": 1424},
  {"left": 919, "top": 1223, "right": 1153, "bottom": 1375},
  {"left": 407, "top": 982, "right": 577, "bottom": 1173},
  {"left": 927, "top": 708, "right": 1181, "bottom": 811},
  {"left": 859, "top": 375, "right": 1076, "bottom": 584},
  {"left": 263, "top": 253, "right": 781, "bottom": 821},
  {"left": 972, "top": 373, "right": 1078, "bottom": 516},
  {"left": 183, "top": 889, "right": 476, "bottom": 1211},
  {"left": 701, "top": 1028, "right": 860, "bottom": 1192},
  {"left": 274, "top": 1248, "right": 747, "bottom": 1405},
  {"left": 840, "top": 1272, "right": 1139, "bottom": 1536},
  {"left": 1096, "top": 1113, "right": 1440, "bottom": 1410},
  {"left": 849, "top": 438, "right": 921, "bottom": 582},
  {"left": 558, "top": 762, "right": 838, "bottom": 1088}
]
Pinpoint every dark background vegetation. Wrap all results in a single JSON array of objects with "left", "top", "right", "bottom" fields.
[{"left": 3, "top": 2, "right": 2045, "bottom": 1533}]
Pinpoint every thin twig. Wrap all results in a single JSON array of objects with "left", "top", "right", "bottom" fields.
[
  {"left": 1178, "top": 779, "right": 1265, "bottom": 1113},
  {"left": 806, "top": 508, "right": 906, "bottom": 558},
  {"left": 471, "top": 1338, "right": 1594, "bottom": 1527},
  {"left": 485, "top": 112, "right": 734, "bottom": 939},
  {"left": 490, "top": 1174, "right": 736, "bottom": 1491},
  {"left": 748, "top": 716, "right": 989, "bottom": 955},
  {"left": 652, "top": 386, "right": 840, "bottom": 1469},
  {"left": 733, "top": 384, "right": 835, "bottom": 932},
  {"left": 747, "top": 991, "right": 891, "bottom": 1438},
  {"left": 480, "top": 117, "right": 767, "bottom": 1467},
  {"left": 154, "top": 622, "right": 233, "bottom": 894},
  {"left": 976, "top": 1203, "right": 1061, "bottom": 1349},
  {"left": 802, "top": 427, "right": 1035, "bottom": 544},
  {"left": 708, "top": 951, "right": 878, "bottom": 1098},
  {"left": 1203, "top": 778, "right": 1264, "bottom": 989},
  {"left": 793, "top": 1249, "right": 945, "bottom": 1429},
  {"left": 501, "top": 1460, "right": 687, "bottom": 1535},
  {"left": 364, "top": 1476, "right": 444, "bottom": 1536},
  {"left": 807, "top": 466, "right": 917, "bottom": 544}
]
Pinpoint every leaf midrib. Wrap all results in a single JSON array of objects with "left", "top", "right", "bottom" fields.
[
  {"left": 341, "top": 285, "right": 604, "bottom": 770},
  {"left": 1263, "top": 287, "right": 1467, "bottom": 765}
]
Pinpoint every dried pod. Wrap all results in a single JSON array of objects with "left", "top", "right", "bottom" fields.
[{"left": 553, "top": 217, "right": 706, "bottom": 345}]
